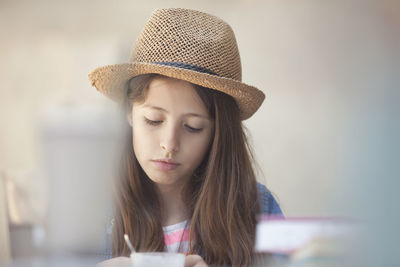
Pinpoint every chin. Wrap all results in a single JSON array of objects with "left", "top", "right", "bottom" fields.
[
  {"left": 152, "top": 180, "right": 181, "bottom": 188},
  {"left": 147, "top": 174, "right": 178, "bottom": 186}
]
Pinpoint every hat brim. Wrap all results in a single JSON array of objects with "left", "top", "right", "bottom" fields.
[{"left": 88, "top": 62, "right": 265, "bottom": 120}]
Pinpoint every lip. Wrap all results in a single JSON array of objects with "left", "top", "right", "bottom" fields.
[{"left": 152, "top": 159, "right": 180, "bottom": 171}]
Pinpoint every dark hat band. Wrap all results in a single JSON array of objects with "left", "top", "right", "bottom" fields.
[{"left": 154, "top": 62, "right": 217, "bottom": 76}]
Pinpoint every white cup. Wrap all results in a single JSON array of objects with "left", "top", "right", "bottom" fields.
[{"left": 130, "top": 252, "right": 185, "bottom": 267}]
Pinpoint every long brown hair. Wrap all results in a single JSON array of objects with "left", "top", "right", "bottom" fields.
[{"left": 112, "top": 74, "right": 260, "bottom": 266}]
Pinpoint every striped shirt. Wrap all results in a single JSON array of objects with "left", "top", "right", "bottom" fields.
[{"left": 163, "top": 220, "right": 190, "bottom": 253}]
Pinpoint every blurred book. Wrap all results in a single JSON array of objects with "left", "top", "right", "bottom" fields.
[{"left": 254, "top": 216, "right": 363, "bottom": 267}]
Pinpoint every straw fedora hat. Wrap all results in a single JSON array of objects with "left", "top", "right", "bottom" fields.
[{"left": 88, "top": 8, "right": 265, "bottom": 120}]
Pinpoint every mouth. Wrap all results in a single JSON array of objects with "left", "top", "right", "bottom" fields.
[{"left": 151, "top": 159, "right": 180, "bottom": 171}]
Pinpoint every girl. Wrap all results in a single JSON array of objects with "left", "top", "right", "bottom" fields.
[{"left": 89, "top": 8, "right": 282, "bottom": 266}]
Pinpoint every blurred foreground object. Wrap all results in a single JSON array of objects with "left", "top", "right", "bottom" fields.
[
  {"left": 4, "top": 168, "right": 47, "bottom": 226},
  {"left": 2, "top": 168, "right": 48, "bottom": 259},
  {"left": 254, "top": 217, "right": 362, "bottom": 266},
  {"left": 0, "top": 172, "right": 11, "bottom": 262},
  {"left": 39, "top": 102, "right": 122, "bottom": 256}
]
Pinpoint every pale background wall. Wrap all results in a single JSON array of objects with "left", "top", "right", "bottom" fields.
[{"left": 0, "top": 0, "right": 398, "bottom": 261}]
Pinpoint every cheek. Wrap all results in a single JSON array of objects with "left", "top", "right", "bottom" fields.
[
  {"left": 132, "top": 123, "right": 158, "bottom": 158},
  {"left": 184, "top": 132, "right": 213, "bottom": 167}
]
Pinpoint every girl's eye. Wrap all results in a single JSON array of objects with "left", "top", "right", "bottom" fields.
[
  {"left": 144, "top": 118, "right": 202, "bottom": 133},
  {"left": 185, "top": 124, "right": 203, "bottom": 133},
  {"left": 145, "top": 118, "right": 162, "bottom": 126}
]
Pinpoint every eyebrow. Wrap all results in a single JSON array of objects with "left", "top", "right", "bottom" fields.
[{"left": 143, "top": 104, "right": 210, "bottom": 119}]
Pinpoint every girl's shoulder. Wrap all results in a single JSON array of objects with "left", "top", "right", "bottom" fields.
[{"left": 256, "top": 182, "right": 283, "bottom": 216}]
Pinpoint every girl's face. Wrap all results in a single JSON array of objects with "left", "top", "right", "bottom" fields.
[{"left": 128, "top": 77, "right": 214, "bottom": 188}]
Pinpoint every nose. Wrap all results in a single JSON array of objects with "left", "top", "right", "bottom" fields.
[{"left": 160, "top": 124, "right": 180, "bottom": 155}]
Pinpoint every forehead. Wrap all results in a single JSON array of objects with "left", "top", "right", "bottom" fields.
[{"left": 138, "top": 77, "right": 209, "bottom": 116}]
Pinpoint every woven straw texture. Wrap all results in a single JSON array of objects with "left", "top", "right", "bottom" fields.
[{"left": 88, "top": 8, "right": 265, "bottom": 120}]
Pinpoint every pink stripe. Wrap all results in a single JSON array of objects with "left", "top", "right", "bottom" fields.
[{"left": 164, "top": 229, "right": 190, "bottom": 245}]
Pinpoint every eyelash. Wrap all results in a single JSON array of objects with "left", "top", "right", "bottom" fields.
[
  {"left": 144, "top": 118, "right": 203, "bottom": 133},
  {"left": 145, "top": 118, "right": 162, "bottom": 126}
]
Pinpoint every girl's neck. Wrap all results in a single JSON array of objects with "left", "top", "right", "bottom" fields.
[{"left": 156, "top": 183, "right": 188, "bottom": 226}]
